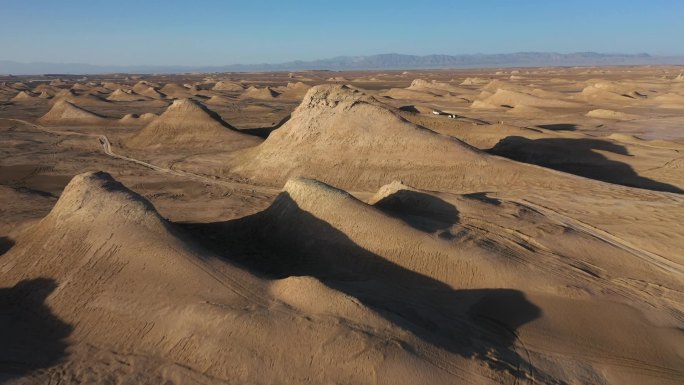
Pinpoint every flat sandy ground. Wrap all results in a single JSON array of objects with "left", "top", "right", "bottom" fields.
[{"left": 1, "top": 66, "right": 683, "bottom": 384}]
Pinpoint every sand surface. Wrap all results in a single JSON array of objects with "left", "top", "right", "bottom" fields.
[{"left": 1, "top": 66, "right": 683, "bottom": 384}]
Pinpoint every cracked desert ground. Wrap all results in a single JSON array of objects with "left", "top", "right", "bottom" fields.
[{"left": 1, "top": 66, "right": 683, "bottom": 384}]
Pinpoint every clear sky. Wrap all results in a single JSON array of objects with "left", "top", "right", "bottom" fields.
[{"left": 2, "top": 0, "right": 682, "bottom": 66}]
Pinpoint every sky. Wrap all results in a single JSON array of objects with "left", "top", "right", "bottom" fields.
[{"left": 1, "top": 0, "right": 682, "bottom": 66}]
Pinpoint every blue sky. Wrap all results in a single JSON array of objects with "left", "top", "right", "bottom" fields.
[{"left": 2, "top": 0, "right": 682, "bottom": 65}]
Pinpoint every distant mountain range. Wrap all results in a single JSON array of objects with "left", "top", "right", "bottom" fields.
[{"left": 1, "top": 52, "right": 683, "bottom": 75}]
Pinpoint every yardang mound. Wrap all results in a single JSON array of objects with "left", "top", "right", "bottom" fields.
[
  {"left": 127, "top": 98, "right": 261, "bottom": 150},
  {"left": 227, "top": 85, "right": 558, "bottom": 191},
  {"left": 38, "top": 100, "right": 107, "bottom": 125},
  {"left": 0, "top": 171, "right": 493, "bottom": 384},
  {"left": 212, "top": 80, "right": 245, "bottom": 92}
]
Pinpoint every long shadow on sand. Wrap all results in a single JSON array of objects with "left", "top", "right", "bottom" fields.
[
  {"left": 238, "top": 114, "right": 291, "bottom": 139},
  {"left": 489, "top": 136, "right": 683, "bottom": 194},
  {"left": 183, "top": 192, "right": 551, "bottom": 382},
  {"left": 372, "top": 189, "right": 459, "bottom": 233},
  {"left": 535, "top": 123, "right": 577, "bottom": 131},
  {"left": 0, "top": 278, "right": 72, "bottom": 382},
  {"left": 0, "top": 237, "right": 14, "bottom": 256}
]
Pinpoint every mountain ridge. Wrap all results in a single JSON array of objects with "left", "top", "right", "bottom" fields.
[{"left": 2, "top": 52, "right": 683, "bottom": 75}]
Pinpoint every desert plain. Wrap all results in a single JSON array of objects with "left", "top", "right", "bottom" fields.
[{"left": 1, "top": 66, "right": 683, "bottom": 384}]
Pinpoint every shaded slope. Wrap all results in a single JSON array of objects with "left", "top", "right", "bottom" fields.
[
  {"left": 127, "top": 98, "right": 261, "bottom": 150},
  {"left": 0, "top": 171, "right": 505, "bottom": 384},
  {"left": 37, "top": 100, "right": 107, "bottom": 125}
]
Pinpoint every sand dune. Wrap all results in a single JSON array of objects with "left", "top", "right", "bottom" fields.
[
  {"left": 221, "top": 177, "right": 684, "bottom": 385},
  {"left": 474, "top": 88, "right": 577, "bottom": 108},
  {"left": 132, "top": 80, "right": 158, "bottom": 93},
  {"left": 227, "top": 84, "right": 499, "bottom": 190},
  {"left": 653, "top": 92, "right": 684, "bottom": 108},
  {"left": 32, "top": 84, "right": 60, "bottom": 96},
  {"left": 275, "top": 81, "right": 312, "bottom": 99},
  {"left": 383, "top": 87, "right": 448, "bottom": 101},
  {"left": 69, "top": 82, "right": 91, "bottom": 91},
  {"left": 138, "top": 86, "right": 166, "bottom": 99},
  {"left": 159, "top": 83, "right": 193, "bottom": 99},
  {"left": 10, "top": 91, "right": 38, "bottom": 102},
  {"left": 460, "top": 77, "right": 489, "bottom": 85},
  {"left": 241, "top": 85, "right": 280, "bottom": 99},
  {"left": 106, "top": 88, "right": 149, "bottom": 102},
  {"left": 101, "top": 81, "right": 126, "bottom": 91},
  {"left": 203, "top": 95, "right": 239, "bottom": 108},
  {"left": 127, "top": 98, "right": 261, "bottom": 150},
  {"left": 48, "top": 79, "right": 68, "bottom": 87},
  {"left": 49, "top": 89, "right": 110, "bottom": 106},
  {"left": 408, "top": 78, "right": 468, "bottom": 94},
  {"left": 586, "top": 108, "right": 640, "bottom": 120},
  {"left": 212, "top": 80, "right": 245, "bottom": 91},
  {"left": 119, "top": 112, "right": 158, "bottom": 125},
  {"left": 0, "top": 171, "right": 494, "bottom": 384},
  {"left": 580, "top": 84, "right": 643, "bottom": 103},
  {"left": 38, "top": 100, "right": 107, "bottom": 125}
]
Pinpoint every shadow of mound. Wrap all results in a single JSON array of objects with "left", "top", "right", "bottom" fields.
[
  {"left": 463, "top": 192, "right": 501, "bottom": 206},
  {"left": 372, "top": 188, "right": 459, "bottom": 233},
  {"left": 399, "top": 105, "right": 420, "bottom": 113},
  {"left": 239, "top": 114, "right": 291, "bottom": 139},
  {"left": 0, "top": 237, "right": 14, "bottom": 256},
  {"left": 0, "top": 278, "right": 72, "bottom": 381},
  {"left": 536, "top": 123, "right": 577, "bottom": 131},
  {"left": 183, "top": 193, "right": 548, "bottom": 381},
  {"left": 489, "top": 136, "right": 683, "bottom": 194}
]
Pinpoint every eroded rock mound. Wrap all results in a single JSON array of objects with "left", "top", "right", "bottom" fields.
[
  {"left": 38, "top": 100, "right": 107, "bottom": 125},
  {"left": 127, "top": 98, "right": 260, "bottom": 149}
]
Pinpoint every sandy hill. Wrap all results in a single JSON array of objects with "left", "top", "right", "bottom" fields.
[
  {"left": 473, "top": 88, "right": 577, "bottom": 109},
  {"left": 212, "top": 80, "right": 245, "bottom": 92},
  {"left": 326, "top": 76, "right": 349, "bottom": 82},
  {"left": 126, "top": 98, "right": 261, "bottom": 150},
  {"left": 49, "top": 79, "right": 67, "bottom": 87},
  {"left": 101, "top": 82, "right": 125, "bottom": 91},
  {"left": 408, "top": 78, "right": 468, "bottom": 94},
  {"left": 49, "top": 89, "right": 110, "bottom": 107},
  {"left": 589, "top": 81, "right": 649, "bottom": 98},
  {"left": 460, "top": 77, "right": 489, "bottom": 85},
  {"left": 119, "top": 112, "right": 158, "bottom": 125},
  {"left": 159, "top": 83, "right": 192, "bottom": 99},
  {"left": 32, "top": 84, "right": 60, "bottom": 96},
  {"left": 203, "top": 95, "right": 239, "bottom": 108},
  {"left": 9, "top": 82, "right": 28, "bottom": 90},
  {"left": 275, "top": 82, "right": 312, "bottom": 99},
  {"left": 228, "top": 84, "right": 552, "bottom": 191},
  {"left": 138, "top": 87, "right": 166, "bottom": 99},
  {"left": 106, "top": 88, "right": 149, "bottom": 102},
  {"left": 241, "top": 85, "right": 280, "bottom": 99},
  {"left": 653, "top": 92, "right": 684, "bottom": 108},
  {"left": 580, "top": 84, "right": 645, "bottom": 103},
  {"left": 586, "top": 108, "right": 639, "bottom": 120},
  {"left": 673, "top": 73, "right": 684, "bottom": 82},
  {"left": 219, "top": 177, "right": 684, "bottom": 385},
  {"left": 132, "top": 81, "right": 150, "bottom": 93},
  {"left": 0, "top": 171, "right": 508, "bottom": 384},
  {"left": 10, "top": 91, "right": 38, "bottom": 102},
  {"left": 70, "top": 83, "right": 91, "bottom": 91},
  {"left": 37, "top": 100, "right": 107, "bottom": 125},
  {"left": 383, "top": 87, "right": 448, "bottom": 101}
]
